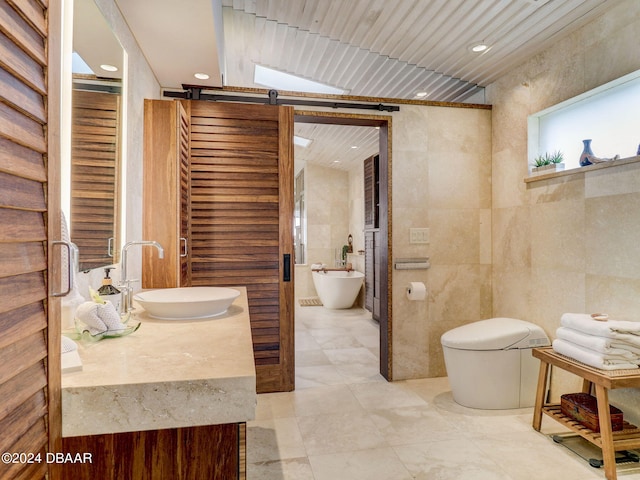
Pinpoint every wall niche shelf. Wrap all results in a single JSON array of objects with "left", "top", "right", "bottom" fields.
[
  {"left": 525, "top": 155, "right": 640, "bottom": 184},
  {"left": 526, "top": 68, "right": 640, "bottom": 185}
]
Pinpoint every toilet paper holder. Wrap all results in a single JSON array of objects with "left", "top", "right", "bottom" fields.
[{"left": 394, "top": 257, "right": 430, "bottom": 270}]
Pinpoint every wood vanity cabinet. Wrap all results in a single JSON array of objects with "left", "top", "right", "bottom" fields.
[{"left": 143, "top": 99, "right": 295, "bottom": 394}]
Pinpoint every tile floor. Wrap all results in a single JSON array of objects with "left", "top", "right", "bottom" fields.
[{"left": 247, "top": 304, "right": 640, "bottom": 479}]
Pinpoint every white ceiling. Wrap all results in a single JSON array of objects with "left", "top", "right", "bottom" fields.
[{"left": 111, "top": 0, "right": 610, "bottom": 172}]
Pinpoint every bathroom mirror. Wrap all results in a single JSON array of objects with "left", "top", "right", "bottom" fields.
[{"left": 68, "top": 0, "right": 124, "bottom": 271}]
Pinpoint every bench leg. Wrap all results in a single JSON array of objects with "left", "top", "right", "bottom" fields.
[
  {"left": 533, "top": 360, "right": 550, "bottom": 431},
  {"left": 595, "top": 385, "right": 617, "bottom": 480}
]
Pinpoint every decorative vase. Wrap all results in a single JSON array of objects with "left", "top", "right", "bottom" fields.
[{"left": 579, "top": 139, "right": 595, "bottom": 166}]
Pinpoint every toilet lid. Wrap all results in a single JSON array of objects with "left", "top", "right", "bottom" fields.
[{"left": 441, "top": 318, "right": 536, "bottom": 350}]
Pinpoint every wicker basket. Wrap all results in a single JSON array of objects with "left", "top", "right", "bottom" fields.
[{"left": 560, "top": 393, "right": 623, "bottom": 432}]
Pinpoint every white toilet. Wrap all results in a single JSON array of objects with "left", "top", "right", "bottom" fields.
[{"left": 441, "top": 318, "right": 550, "bottom": 409}]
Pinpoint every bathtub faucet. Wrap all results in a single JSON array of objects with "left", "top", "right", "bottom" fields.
[{"left": 311, "top": 265, "right": 353, "bottom": 273}]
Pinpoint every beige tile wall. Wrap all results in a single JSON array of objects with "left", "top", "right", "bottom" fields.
[
  {"left": 486, "top": 0, "right": 640, "bottom": 421},
  {"left": 391, "top": 105, "right": 492, "bottom": 379}
]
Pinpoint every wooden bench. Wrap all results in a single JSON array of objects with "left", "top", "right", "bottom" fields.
[{"left": 532, "top": 347, "right": 640, "bottom": 480}]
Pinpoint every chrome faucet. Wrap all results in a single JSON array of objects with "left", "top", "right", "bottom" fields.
[{"left": 119, "top": 240, "right": 164, "bottom": 313}]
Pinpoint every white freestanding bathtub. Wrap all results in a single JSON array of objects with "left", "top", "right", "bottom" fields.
[{"left": 312, "top": 270, "right": 364, "bottom": 309}]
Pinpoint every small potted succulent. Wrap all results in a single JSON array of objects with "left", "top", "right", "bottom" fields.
[{"left": 531, "top": 150, "right": 564, "bottom": 174}]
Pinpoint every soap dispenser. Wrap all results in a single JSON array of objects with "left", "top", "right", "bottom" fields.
[{"left": 97, "top": 267, "right": 121, "bottom": 312}]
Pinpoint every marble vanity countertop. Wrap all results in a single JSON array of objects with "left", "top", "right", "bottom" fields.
[{"left": 61, "top": 287, "right": 256, "bottom": 438}]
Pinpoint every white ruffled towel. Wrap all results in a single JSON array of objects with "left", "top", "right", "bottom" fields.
[
  {"left": 75, "top": 301, "right": 126, "bottom": 336},
  {"left": 552, "top": 338, "right": 639, "bottom": 370}
]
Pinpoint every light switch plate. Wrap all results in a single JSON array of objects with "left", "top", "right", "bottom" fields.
[{"left": 409, "top": 228, "right": 429, "bottom": 244}]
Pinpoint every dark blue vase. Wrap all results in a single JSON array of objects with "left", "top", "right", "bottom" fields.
[{"left": 579, "top": 139, "right": 594, "bottom": 166}]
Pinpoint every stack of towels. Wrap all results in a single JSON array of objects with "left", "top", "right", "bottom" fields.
[{"left": 553, "top": 313, "right": 640, "bottom": 370}]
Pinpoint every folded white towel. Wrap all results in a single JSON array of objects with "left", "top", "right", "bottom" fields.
[
  {"left": 61, "top": 335, "right": 78, "bottom": 353},
  {"left": 561, "top": 313, "right": 640, "bottom": 338},
  {"left": 552, "top": 338, "right": 639, "bottom": 370},
  {"left": 556, "top": 327, "right": 640, "bottom": 360},
  {"left": 75, "top": 301, "right": 126, "bottom": 336}
]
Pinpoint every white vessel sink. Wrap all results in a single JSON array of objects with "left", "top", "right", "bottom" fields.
[{"left": 134, "top": 287, "right": 241, "bottom": 320}]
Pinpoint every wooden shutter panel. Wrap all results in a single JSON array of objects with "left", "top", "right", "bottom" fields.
[
  {"left": 0, "top": 1, "right": 55, "bottom": 479},
  {"left": 70, "top": 89, "right": 121, "bottom": 269},
  {"left": 189, "top": 101, "right": 294, "bottom": 393}
]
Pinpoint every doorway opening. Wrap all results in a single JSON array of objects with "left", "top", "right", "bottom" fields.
[{"left": 293, "top": 111, "right": 392, "bottom": 381}]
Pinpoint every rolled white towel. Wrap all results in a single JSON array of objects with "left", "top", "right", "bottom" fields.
[
  {"left": 561, "top": 313, "right": 640, "bottom": 338},
  {"left": 75, "top": 302, "right": 107, "bottom": 335},
  {"left": 556, "top": 327, "right": 640, "bottom": 360},
  {"left": 75, "top": 301, "right": 126, "bottom": 336},
  {"left": 552, "top": 338, "right": 639, "bottom": 370},
  {"left": 98, "top": 302, "right": 127, "bottom": 332}
]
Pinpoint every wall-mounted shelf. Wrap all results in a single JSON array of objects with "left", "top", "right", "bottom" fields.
[{"left": 524, "top": 155, "right": 640, "bottom": 184}]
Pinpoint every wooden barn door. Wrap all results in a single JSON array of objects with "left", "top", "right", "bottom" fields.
[
  {"left": 189, "top": 101, "right": 294, "bottom": 393},
  {"left": 0, "top": 1, "right": 60, "bottom": 479}
]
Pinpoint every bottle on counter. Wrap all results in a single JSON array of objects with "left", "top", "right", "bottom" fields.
[{"left": 97, "top": 267, "right": 121, "bottom": 312}]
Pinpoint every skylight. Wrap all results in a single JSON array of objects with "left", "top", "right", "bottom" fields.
[
  {"left": 294, "top": 135, "right": 312, "bottom": 148},
  {"left": 72, "top": 52, "right": 94, "bottom": 75},
  {"left": 254, "top": 64, "right": 346, "bottom": 95}
]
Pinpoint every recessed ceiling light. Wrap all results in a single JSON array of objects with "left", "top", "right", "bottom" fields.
[
  {"left": 194, "top": 73, "right": 210, "bottom": 80},
  {"left": 100, "top": 64, "right": 118, "bottom": 72},
  {"left": 351, "top": 145, "right": 359, "bottom": 149},
  {"left": 333, "top": 160, "right": 341, "bottom": 164},
  {"left": 469, "top": 43, "right": 489, "bottom": 53},
  {"left": 415, "top": 91, "right": 428, "bottom": 98}
]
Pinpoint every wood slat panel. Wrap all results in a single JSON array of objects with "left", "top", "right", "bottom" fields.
[
  {"left": 0, "top": 208, "right": 46, "bottom": 241},
  {"left": 0, "top": 361, "right": 47, "bottom": 425},
  {"left": 0, "top": 242, "right": 45, "bottom": 278},
  {"left": 3, "top": 418, "right": 47, "bottom": 480},
  {"left": 189, "top": 102, "right": 285, "bottom": 374},
  {"left": 0, "top": 65, "right": 45, "bottom": 122},
  {"left": 190, "top": 102, "right": 280, "bottom": 121},
  {"left": 0, "top": 0, "right": 46, "bottom": 66},
  {"left": 144, "top": 100, "right": 293, "bottom": 393},
  {"left": 0, "top": 135, "right": 45, "bottom": 181},
  {"left": 70, "top": 89, "right": 120, "bottom": 270},
  {"left": 0, "top": 331, "right": 46, "bottom": 385},
  {"left": 0, "top": 31, "right": 45, "bottom": 95},
  {"left": 0, "top": 389, "right": 47, "bottom": 458},
  {"left": 0, "top": 170, "right": 46, "bottom": 210},
  {"left": 7, "top": 0, "right": 46, "bottom": 39},
  {"left": 3, "top": 426, "right": 48, "bottom": 478},
  {"left": 0, "top": 301, "right": 46, "bottom": 352},
  {"left": 0, "top": 0, "right": 52, "bottom": 478},
  {"left": 0, "top": 272, "right": 47, "bottom": 314},
  {"left": 0, "top": 97, "right": 45, "bottom": 151},
  {"left": 61, "top": 423, "right": 239, "bottom": 480}
]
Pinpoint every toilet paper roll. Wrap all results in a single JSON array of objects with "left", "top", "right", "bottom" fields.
[{"left": 406, "top": 282, "right": 427, "bottom": 301}]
